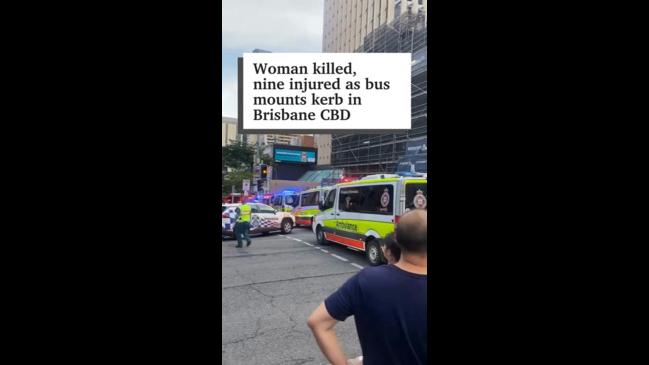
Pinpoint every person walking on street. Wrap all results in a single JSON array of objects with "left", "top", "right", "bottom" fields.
[
  {"left": 307, "top": 209, "right": 427, "bottom": 365},
  {"left": 235, "top": 203, "right": 252, "bottom": 248},
  {"left": 229, "top": 207, "right": 239, "bottom": 244}
]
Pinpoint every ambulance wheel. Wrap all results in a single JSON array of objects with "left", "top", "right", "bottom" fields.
[
  {"left": 365, "top": 239, "right": 384, "bottom": 266},
  {"left": 281, "top": 219, "right": 293, "bottom": 234},
  {"left": 316, "top": 226, "right": 329, "bottom": 245}
]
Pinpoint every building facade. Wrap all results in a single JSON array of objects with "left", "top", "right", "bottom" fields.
[
  {"left": 318, "top": 0, "right": 428, "bottom": 176},
  {"left": 261, "top": 134, "right": 302, "bottom": 146},
  {"left": 314, "top": 134, "right": 332, "bottom": 165},
  {"left": 323, "top": 0, "right": 427, "bottom": 53},
  {"left": 222, "top": 117, "right": 239, "bottom": 146}
]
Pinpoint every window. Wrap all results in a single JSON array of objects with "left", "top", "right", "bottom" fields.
[
  {"left": 273, "top": 196, "right": 282, "bottom": 206},
  {"left": 339, "top": 185, "right": 393, "bottom": 215},
  {"left": 405, "top": 183, "right": 427, "bottom": 211},
  {"left": 285, "top": 194, "right": 300, "bottom": 208},
  {"left": 250, "top": 204, "right": 260, "bottom": 213},
  {"left": 323, "top": 189, "right": 337, "bottom": 210},
  {"left": 301, "top": 191, "right": 320, "bottom": 206},
  {"left": 258, "top": 204, "right": 276, "bottom": 214}
]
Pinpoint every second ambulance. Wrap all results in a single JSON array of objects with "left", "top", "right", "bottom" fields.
[{"left": 292, "top": 186, "right": 333, "bottom": 227}]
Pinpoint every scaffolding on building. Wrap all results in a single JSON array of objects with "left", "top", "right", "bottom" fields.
[{"left": 331, "top": 8, "right": 427, "bottom": 176}]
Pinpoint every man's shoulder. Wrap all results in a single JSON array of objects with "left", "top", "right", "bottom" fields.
[
  {"left": 357, "top": 265, "right": 393, "bottom": 280},
  {"left": 357, "top": 265, "right": 426, "bottom": 282}
]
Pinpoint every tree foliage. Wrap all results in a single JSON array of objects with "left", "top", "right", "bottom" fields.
[
  {"left": 223, "top": 168, "right": 253, "bottom": 196},
  {"left": 222, "top": 141, "right": 256, "bottom": 197},
  {"left": 222, "top": 141, "right": 255, "bottom": 170},
  {"left": 261, "top": 154, "right": 273, "bottom": 166}
]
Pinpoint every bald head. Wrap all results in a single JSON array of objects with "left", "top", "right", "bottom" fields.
[{"left": 395, "top": 209, "right": 427, "bottom": 253}]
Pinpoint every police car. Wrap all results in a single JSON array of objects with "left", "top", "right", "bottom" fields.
[
  {"left": 312, "top": 174, "right": 428, "bottom": 266},
  {"left": 221, "top": 203, "right": 296, "bottom": 238}
]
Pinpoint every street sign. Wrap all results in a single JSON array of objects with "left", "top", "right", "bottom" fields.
[{"left": 242, "top": 179, "right": 250, "bottom": 193}]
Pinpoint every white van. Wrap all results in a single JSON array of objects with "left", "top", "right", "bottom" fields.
[{"left": 313, "top": 175, "right": 428, "bottom": 265}]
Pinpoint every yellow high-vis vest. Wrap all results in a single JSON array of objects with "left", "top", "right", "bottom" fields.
[{"left": 237, "top": 204, "right": 251, "bottom": 222}]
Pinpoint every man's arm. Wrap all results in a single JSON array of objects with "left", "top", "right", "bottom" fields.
[{"left": 307, "top": 303, "right": 348, "bottom": 365}]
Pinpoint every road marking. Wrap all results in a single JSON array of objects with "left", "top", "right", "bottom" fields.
[
  {"left": 350, "top": 263, "right": 364, "bottom": 270},
  {"left": 321, "top": 249, "right": 329, "bottom": 253},
  {"left": 303, "top": 242, "right": 313, "bottom": 246},
  {"left": 331, "top": 254, "right": 348, "bottom": 262}
]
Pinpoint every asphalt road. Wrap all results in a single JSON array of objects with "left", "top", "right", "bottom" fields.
[{"left": 222, "top": 227, "right": 371, "bottom": 365}]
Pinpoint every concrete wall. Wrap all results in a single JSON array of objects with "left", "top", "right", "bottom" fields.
[{"left": 314, "top": 134, "right": 331, "bottom": 165}]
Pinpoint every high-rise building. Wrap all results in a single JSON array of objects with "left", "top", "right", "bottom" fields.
[
  {"left": 323, "top": 0, "right": 427, "bottom": 53},
  {"left": 318, "top": 0, "right": 427, "bottom": 176},
  {"left": 222, "top": 117, "right": 239, "bottom": 146}
]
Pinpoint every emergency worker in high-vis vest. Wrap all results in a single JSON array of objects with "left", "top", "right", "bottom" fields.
[{"left": 234, "top": 203, "right": 252, "bottom": 247}]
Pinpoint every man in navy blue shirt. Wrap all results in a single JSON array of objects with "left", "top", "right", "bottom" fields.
[{"left": 307, "top": 209, "right": 427, "bottom": 365}]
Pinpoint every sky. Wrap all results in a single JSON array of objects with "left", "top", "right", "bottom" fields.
[{"left": 222, "top": 0, "right": 325, "bottom": 118}]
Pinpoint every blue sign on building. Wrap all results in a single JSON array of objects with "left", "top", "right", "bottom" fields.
[{"left": 274, "top": 148, "right": 317, "bottom": 164}]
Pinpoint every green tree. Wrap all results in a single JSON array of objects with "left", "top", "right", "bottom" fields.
[
  {"left": 223, "top": 168, "right": 253, "bottom": 196},
  {"left": 222, "top": 141, "right": 255, "bottom": 197},
  {"left": 261, "top": 154, "right": 273, "bottom": 166},
  {"left": 222, "top": 141, "right": 255, "bottom": 170}
]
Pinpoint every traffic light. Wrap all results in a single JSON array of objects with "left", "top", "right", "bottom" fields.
[{"left": 260, "top": 164, "right": 268, "bottom": 178}]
